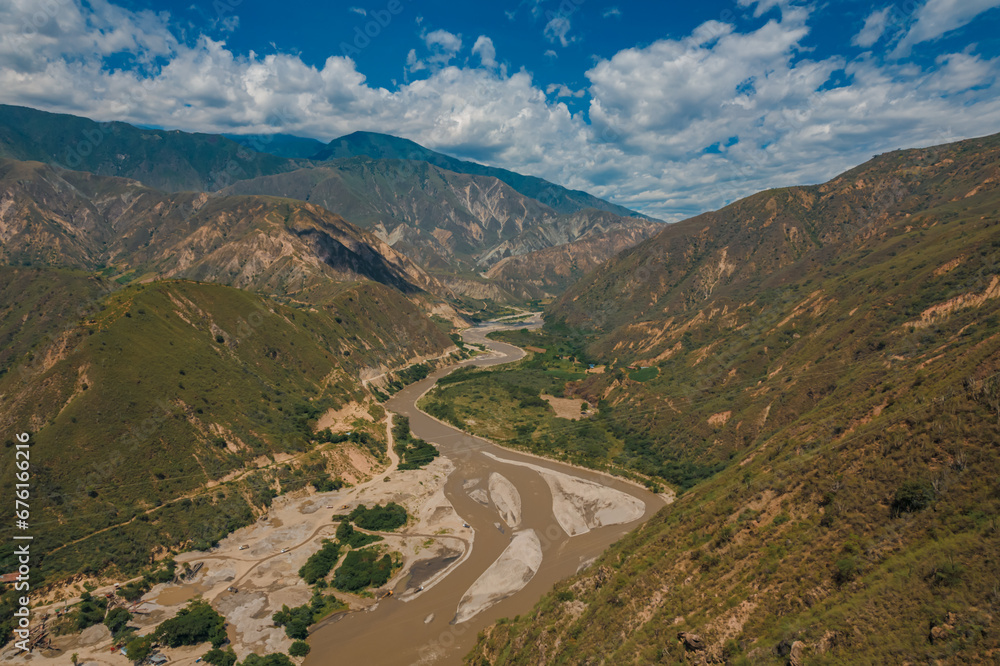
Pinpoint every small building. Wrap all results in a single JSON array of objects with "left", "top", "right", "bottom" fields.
[
  {"left": 0, "top": 573, "right": 19, "bottom": 585},
  {"left": 149, "top": 654, "right": 169, "bottom": 665}
]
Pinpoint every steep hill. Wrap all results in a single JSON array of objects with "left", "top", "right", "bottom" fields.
[
  {"left": 0, "top": 157, "right": 446, "bottom": 299},
  {"left": 483, "top": 217, "right": 663, "bottom": 299},
  {"left": 0, "top": 104, "right": 303, "bottom": 192},
  {"left": 220, "top": 157, "right": 660, "bottom": 290},
  {"left": 0, "top": 275, "right": 452, "bottom": 585},
  {"left": 312, "top": 130, "right": 653, "bottom": 219},
  {"left": 465, "top": 133, "right": 1000, "bottom": 663}
]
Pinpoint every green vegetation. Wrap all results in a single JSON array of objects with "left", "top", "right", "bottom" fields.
[
  {"left": 124, "top": 634, "right": 156, "bottom": 663},
  {"left": 104, "top": 607, "right": 132, "bottom": 639},
  {"left": 273, "top": 589, "right": 346, "bottom": 639},
  {"left": 155, "top": 600, "right": 227, "bottom": 648},
  {"left": 0, "top": 278, "right": 428, "bottom": 585},
  {"left": 333, "top": 548, "right": 397, "bottom": 592},
  {"left": 297, "top": 539, "right": 342, "bottom": 585},
  {"left": 289, "top": 641, "right": 311, "bottom": 657},
  {"left": 72, "top": 591, "right": 108, "bottom": 632},
  {"left": 348, "top": 502, "right": 408, "bottom": 531},
  {"left": 0, "top": 588, "right": 21, "bottom": 647},
  {"left": 335, "top": 520, "right": 382, "bottom": 549},
  {"left": 203, "top": 647, "right": 238, "bottom": 666},
  {"left": 419, "top": 334, "right": 661, "bottom": 483},
  {"left": 117, "top": 559, "right": 177, "bottom": 602},
  {"left": 392, "top": 415, "right": 439, "bottom": 470},
  {"left": 240, "top": 654, "right": 294, "bottom": 666}
]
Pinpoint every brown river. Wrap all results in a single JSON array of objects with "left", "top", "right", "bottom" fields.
[{"left": 303, "top": 320, "right": 665, "bottom": 665}]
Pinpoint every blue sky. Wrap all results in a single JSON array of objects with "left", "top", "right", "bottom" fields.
[{"left": 1, "top": 0, "right": 999, "bottom": 220}]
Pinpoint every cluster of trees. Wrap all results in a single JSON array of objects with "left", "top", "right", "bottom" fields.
[
  {"left": 348, "top": 502, "right": 407, "bottom": 531},
  {"left": 385, "top": 362, "right": 430, "bottom": 393},
  {"left": 297, "top": 539, "right": 341, "bottom": 585},
  {"left": 335, "top": 520, "right": 381, "bottom": 549},
  {"left": 155, "top": 600, "right": 228, "bottom": 649},
  {"left": 333, "top": 549, "right": 395, "bottom": 592},
  {"left": 316, "top": 428, "right": 383, "bottom": 458},
  {"left": 392, "top": 416, "right": 439, "bottom": 470},
  {"left": 273, "top": 589, "right": 344, "bottom": 640}
]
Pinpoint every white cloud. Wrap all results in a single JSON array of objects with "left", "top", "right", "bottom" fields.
[
  {"left": 544, "top": 16, "right": 573, "bottom": 48},
  {"left": 407, "top": 28, "right": 462, "bottom": 73},
  {"left": 348, "top": 7, "right": 366, "bottom": 16},
  {"left": 544, "top": 49, "right": 558, "bottom": 58},
  {"left": 406, "top": 48, "right": 425, "bottom": 73},
  {"left": 894, "top": 0, "right": 1000, "bottom": 57},
  {"left": 603, "top": 7, "right": 622, "bottom": 19},
  {"left": 424, "top": 29, "right": 462, "bottom": 54},
  {"left": 472, "top": 35, "right": 497, "bottom": 69},
  {"left": 546, "top": 83, "right": 585, "bottom": 98},
  {"left": 852, "top": 7, "right": 891, "bottom": 48},
  {"left": 1, "top": 0, "right": 999, "bottom": 223}
]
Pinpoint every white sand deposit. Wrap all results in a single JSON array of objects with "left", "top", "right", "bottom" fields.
[
  {"left": 454, "top": 529, "right": 543, "bottom": 623},
  {"left": 488, "top": 472, "right": 522, "bottom": 528},
  {"left": 482, "top": 452, "right": 646, "bottom": 536}
]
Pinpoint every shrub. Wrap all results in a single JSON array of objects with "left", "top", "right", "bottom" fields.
[
  {"left": 241, "top": 654, "right": 294, "bottom": 666},
  {"left": 348, "top": 503, "right": 407, "bottom": 531},
  {"left": 891, "top": 480, "right": 935, "bottom": 517},
  {"left": 273, "top": 604, "right": 312, "bottom": 640},
  {"left": 834, "top": 557, "right": 858, "bottom": 584},
  {"left": 203, "top": 647, "right": 238, "bottom": 666},
  {"left": 928, "top": 562, "right": 964, "bottom": 587},
  {"left": 289, "top": 640, "right": 311, "bottom": 657}
]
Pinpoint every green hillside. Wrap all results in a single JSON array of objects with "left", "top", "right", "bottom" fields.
[
  {"left": 0, "top": 276, "right": 449, "bottom": 584},
  {"left": 463, "top": 133, "right": 1000, "bottom": 663}
]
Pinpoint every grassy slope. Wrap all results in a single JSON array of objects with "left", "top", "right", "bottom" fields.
[
  {"left": 464, "top": 136, "right": 1000, "bottom": 663},
  {"left": 0, "top": 276, "right": 449, "bottom": 584},
  {"left": 0, "top": 266, "right": 111, "bottom": 378}
]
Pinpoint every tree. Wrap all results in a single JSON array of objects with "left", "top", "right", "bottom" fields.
[
  {"left": 71, "top": 654, "right": 79, "bottom": 666},
  {"left": 104, "top": 607, "right": 133, "bottom": 637},
  {"left": 125, "top": 634, "right": 155, "bottom": 663},
  {"left": 240, "top": 654, "right": 294, "bottom": 666},
  {"left": 289, "top": 640, "right": 311, "bottom": 657},
  {"left": 203, "top": 647, "right": 238, "bottom": 666},
  {"left": 155, "top": 600, "right": 227, "bottom": 648}
]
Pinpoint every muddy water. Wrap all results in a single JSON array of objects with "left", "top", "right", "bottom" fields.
[{"left": 304, "top": 322, "right": 665, "bottom": 665}]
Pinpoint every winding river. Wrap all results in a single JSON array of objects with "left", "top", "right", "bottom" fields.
[{"left": 303, "top": 320, "right": 665, "bottom": 665}]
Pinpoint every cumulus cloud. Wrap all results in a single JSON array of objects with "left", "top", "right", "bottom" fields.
[
  {"left": 472, "top": 35, "right": 497, "bottom": 69},
  {"left": 425, "top": 28, "right": 462, "bottom": 53},
  {"left": 544, "top": 16, "right": 573, "bottom": 47},
  {"left": 603, "top": 7, "right": 622, "bottom": 19},
  {"left": 893, "top": 0, "right": 1000, "bottom": 57},
  {"left": 1, "top": 0, "right": 999, "bottom": 222},
  {"left": 544, "top": 49, "right": 558, "bottom": 58},
  {"left": 407, "top": 28, "right": 462, "bottom": 72},
  {"left": 852, "top": 7, "right": 891, "bottom": 48}
]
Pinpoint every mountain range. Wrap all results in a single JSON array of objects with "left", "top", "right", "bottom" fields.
[
  {"left": 2, "top": 100, "right": 999, "bottom": 663},
  {"left": 0, "top": 104, "right": 658, "bottom": 302}
]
